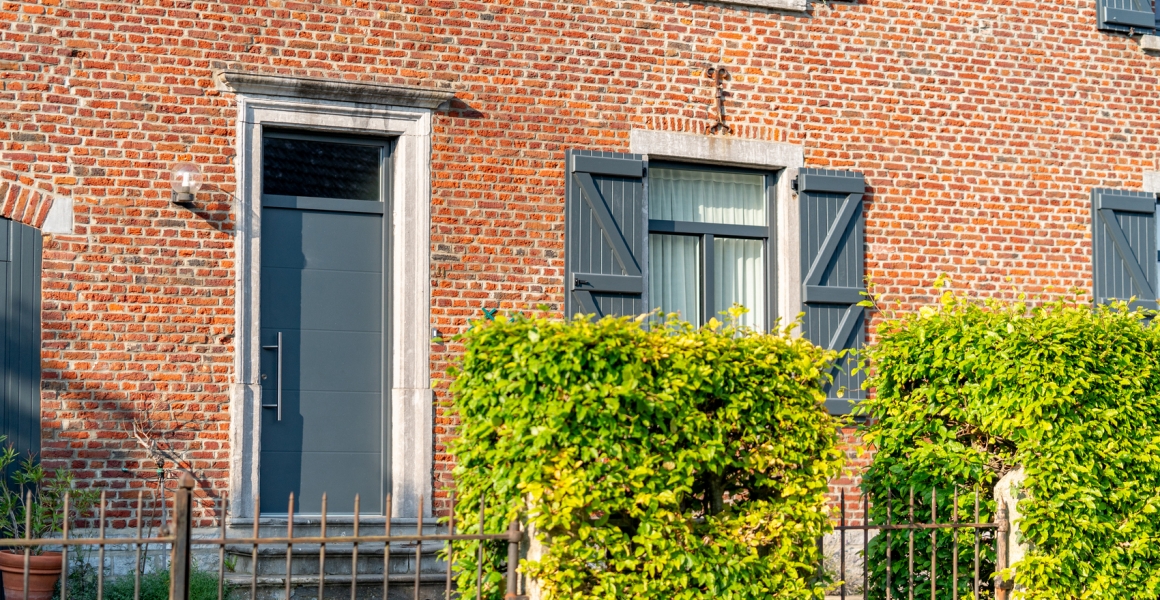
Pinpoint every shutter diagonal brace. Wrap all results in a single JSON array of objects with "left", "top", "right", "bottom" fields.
[
  {"left": 574, "top": 172, "right": 642, "bottom": 278},
  {"left": 1099, "top": 207, "right": 1157, "bottom": 301},
  {"left": 803, "top": 192, "right": 863, "bottom": 288},
  {"left": 822, "top": 304, "right": 862, "bottom": 392},
  {"left": 573, "top": 290, "right": 600, "bottom": 316}
]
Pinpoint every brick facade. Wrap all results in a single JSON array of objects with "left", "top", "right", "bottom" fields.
[{"left": 2, "top": 0, "right": 1155, "bottom": 522}]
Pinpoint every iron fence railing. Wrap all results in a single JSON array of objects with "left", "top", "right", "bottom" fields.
[
  {"left": 827, "top": 487, "right": 1012, "bottom": 600},
  {"left": 0, "top": 472, "right": 523, "bottom": 600},
  {"left": 0, "top": 474, "right": 1017, "bottom": 600}
]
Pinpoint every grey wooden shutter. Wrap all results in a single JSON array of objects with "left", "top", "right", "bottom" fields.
[
  {"left": 565, "top": 150, "right": 647, "bottom": 318},
  {"left": 1092, "top": 188, "right": 1158, "bottom": 310},
  {"left": 0, "top": 218, "right": 41, "bottom": 459},
  {"left": 798, "top": 169, "right": 866, "bottom": 415},
  {"left": 1098, "top": 0, "right": 1156, "bottom": 32}
]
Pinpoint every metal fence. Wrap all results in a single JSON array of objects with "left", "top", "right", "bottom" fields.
[
  {"left": 0, "top": 472, "right": 523, "bottom": 600},
  {"left": 0, "top": 475, "right": 1015, "bottom": 600},
  {"left": 827, "top": 487, "right": 1012, "bottom": 600}
]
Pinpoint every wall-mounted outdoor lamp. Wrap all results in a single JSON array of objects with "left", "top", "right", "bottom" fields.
[{"left": 170, "top": 163, "right": 203, "bottom": 205}]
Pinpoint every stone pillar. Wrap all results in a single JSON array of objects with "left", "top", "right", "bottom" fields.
[{"left": 993, "top": 467, "right": 1029, "bottom": 597}]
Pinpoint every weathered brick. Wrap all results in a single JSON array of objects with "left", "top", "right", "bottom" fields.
[{"left": 0, "top": 0, "right": 1152, "bottom": 523}]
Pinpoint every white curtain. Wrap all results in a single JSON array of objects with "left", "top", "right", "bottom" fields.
[
  {"left": 715, "top": 238, "right": 765, "bottom": 330},
  {"left": 649, "top": 234, "right": 699, "bottom": 323},
  {"left": 650, "top": 168, "right": 765, "bottom": 225}
]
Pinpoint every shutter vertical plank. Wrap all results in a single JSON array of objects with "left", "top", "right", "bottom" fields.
[
  {"left": 565, "top": 150, "right": 647, "bottom": 318},
  {"left": 0, "top": 218, "right": 41, "bottom": 476},
  {"left": 798, "top": 169, "right": 866, "bottom": 415}
]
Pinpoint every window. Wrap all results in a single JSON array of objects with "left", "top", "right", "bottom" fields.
[
  {"left": 262, "top": 131, "right": 387, "bottom": 202},
  {"left": 648, "top": 164, "right": 772, "bottom": 330},
  {"left": 564, "top": 147, "right": 867, "bottom": 414}
]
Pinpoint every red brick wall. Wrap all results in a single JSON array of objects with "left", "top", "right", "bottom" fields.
[{"left": 2, "top": 0, "right": 1156, "bottom": 520}]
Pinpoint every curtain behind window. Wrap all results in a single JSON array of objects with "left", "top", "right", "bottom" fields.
[
  {"left": 649, "top": 234, "right": 699, "bottom": 323},
  {"left": 650, "top": 168, "right": 765, "bottom": 225},
  {"left": 649, "top": 167, "right": 767, "bottom": 328},
  {"left": 715, "top": 237, "right": 764, "bottom": 330}
]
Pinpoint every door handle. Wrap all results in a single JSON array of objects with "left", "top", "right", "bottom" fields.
[{"left": 261, "top": 332, "right": 282, "bottom": 421}]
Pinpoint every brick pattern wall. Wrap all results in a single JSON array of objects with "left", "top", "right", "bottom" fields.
[
  {"left": 2, "top": 0, "right": 1156, "bottom": 520},
  {"left": 0, "top": 170, "right": 55, "bottom": 229}
]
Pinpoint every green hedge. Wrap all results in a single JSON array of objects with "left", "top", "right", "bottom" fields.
[
  {"left": 448, "top": 312, "right": 844, "bottom": 599},
  {"left": 858, "top": 289, "right": 1160, "bottom": 599}
]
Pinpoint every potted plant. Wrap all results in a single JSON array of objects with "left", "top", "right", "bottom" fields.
[{"left": 0, "top": 442, "right": 96, "bottom": 600}]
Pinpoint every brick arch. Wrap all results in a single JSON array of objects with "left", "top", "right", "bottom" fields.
[{"left": 0, "top": 172, "right": 54, "bottom": 230}]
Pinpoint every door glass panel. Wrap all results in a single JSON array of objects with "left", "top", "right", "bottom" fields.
[
  {"left": 715, "top": 237, "right": 765, "bottom": 330},
  {"left": 650, "top": 167, "right": 765, "bottom": 226},
  {"left": 263, "top": 136, "right": 382, "bottom": 201},
  {"left": 649, "top": 234, "right": 700, "bottom": 324}
]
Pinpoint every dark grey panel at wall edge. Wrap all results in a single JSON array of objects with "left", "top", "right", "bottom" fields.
[
  {"left": 0, "top": 218, "right": 41, "bottom": 462},
  {"left": 0, "top": 220, "right": 10, "bottom": 263}
]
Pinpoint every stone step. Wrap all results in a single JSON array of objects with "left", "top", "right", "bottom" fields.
[
  {"left": 222, "top": 572, "right": 449, "bottom": 600},
  {"left": 226, "top": 522, "right": 441, "bottom": 540},
  {"left": 225, "top": 542, "right": 446, "bottom": 577}
]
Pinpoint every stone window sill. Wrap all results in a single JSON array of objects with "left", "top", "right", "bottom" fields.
[{"left": 1142, "top": 35, "right": 1160, "bottom": 51}]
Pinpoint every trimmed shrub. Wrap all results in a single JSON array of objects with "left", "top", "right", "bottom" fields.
[
  {"left": 859, "top": 289, "right": 1160, "bottom": 599},
  {"left": 448, "top": 311, "right": 844, "bottom": 600}
]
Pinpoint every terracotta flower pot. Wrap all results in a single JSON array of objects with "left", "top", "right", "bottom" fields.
[{"left": 0, "top": 550, "right": 62, "bottom": 600}]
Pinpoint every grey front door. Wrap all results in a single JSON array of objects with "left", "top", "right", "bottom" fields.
[{"left": 258, "top": 131, "right": 391, "bottom": 515}]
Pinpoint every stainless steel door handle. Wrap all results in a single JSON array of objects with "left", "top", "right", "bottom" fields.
[{"left": 261, "top": 332, "right": 283, "bottom": 421}]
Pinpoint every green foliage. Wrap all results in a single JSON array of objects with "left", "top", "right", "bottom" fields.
[
  {"left": 60, "top": 563, "right": 230, "bottom": 600},
  {"left": 0, "top": 443, "right": 98, "bottom": 549},
  {"left": 858, "top": 288, "right": 1160, "bottom": 599},
  {"left": 448, "top": 310, "right": 845, "bottom": 600}
]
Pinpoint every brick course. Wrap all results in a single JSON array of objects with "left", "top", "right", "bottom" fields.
[{"left": 1, "top": 0, "right": 1155, "bottom": 522}]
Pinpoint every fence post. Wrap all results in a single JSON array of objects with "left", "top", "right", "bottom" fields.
[
  {"left": 995, "top": 505, "right": 1010, "bottom": 600},
  {"left": 504, "top": 520, "right": 521, "bottom": 599},
  {"left": 170, "top": 471, "right": 195, "bottom": 600}
]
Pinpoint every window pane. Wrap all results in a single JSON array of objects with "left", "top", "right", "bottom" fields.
[
  {"left": 715, "top": 238, "right": 765, "bottom": 330},
  {"left": 650, "top": 168, "right": 765, "bottom": 226},
  {"left": 263, "top": 136, "right": 382, "bottom": 201},
  {"left": 649, "top": 234, "right": 700, "bottom": 324}
]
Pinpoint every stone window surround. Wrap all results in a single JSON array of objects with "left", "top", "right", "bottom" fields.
[
  {"left": 222, "top": 73, "right": 454, "bottom": 522},
  {"left": 1143, "top": 172, "right": 1160, "bottom": 193},
  {"left": 722, "top": 0, "right": 806, "bottom": 11},
  {"left": 629, "top": 130, "right": 806, "bottom": 327}
]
